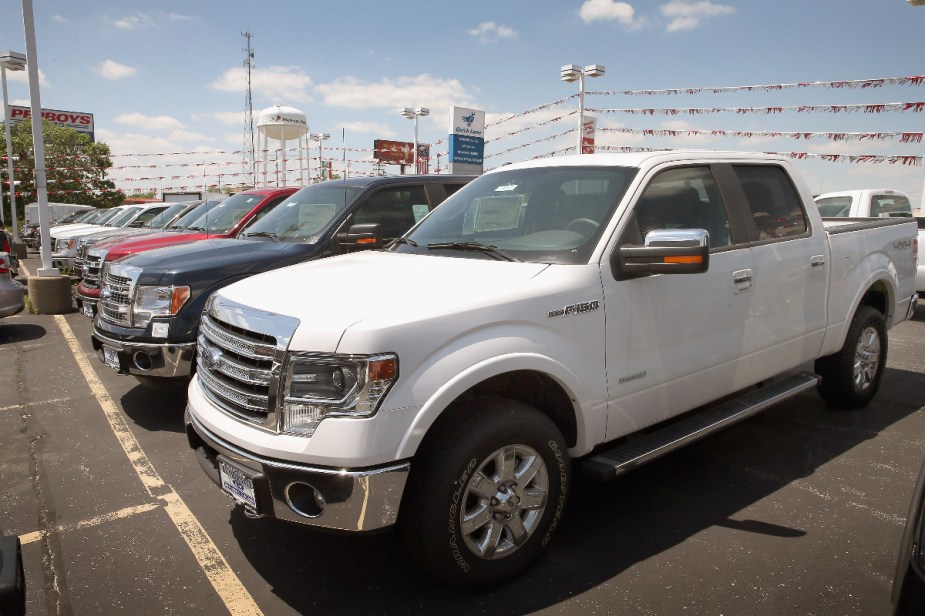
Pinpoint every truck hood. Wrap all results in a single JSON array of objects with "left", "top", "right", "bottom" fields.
[
  {"left": 52, "top": 224, "right": 119, "bottom": 240},
  {"left": 120, "top": 238, "right": 313, "bottom": 286},
  {"left": 218, "top": 251, "right": 551, "bottom": 352}
]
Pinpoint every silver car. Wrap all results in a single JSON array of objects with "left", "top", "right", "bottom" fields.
[{"left": 0, "top": 253, "right": 25, "bottom": 319}]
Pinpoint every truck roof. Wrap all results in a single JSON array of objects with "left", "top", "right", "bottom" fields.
[{"left": 489, "top": 150, "right": 789, "bottom": 173}]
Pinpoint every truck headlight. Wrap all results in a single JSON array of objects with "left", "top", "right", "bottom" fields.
[
  {"left": 281, "top": 353, "right": 398, "bottom": 436},
  {"left": 55, "top": 238, "right": 76, "bottom": 252},
  {"left": 132, "top": 285, "right": 190, "bottom": 328}
]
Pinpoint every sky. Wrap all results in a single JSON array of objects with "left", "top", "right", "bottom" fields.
[{"left": 1, "top": 0, "right": 924, "bottom": 209}]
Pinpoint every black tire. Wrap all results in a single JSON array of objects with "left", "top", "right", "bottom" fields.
[
  {"left": 815, "top": 305, "right": 887, "bottom": 409},
  {"left": 400, "top": 397, "right": 570, "bottom": 588}
]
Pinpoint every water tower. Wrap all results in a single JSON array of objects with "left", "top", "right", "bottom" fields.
[{"left": 256, "top": 104, "right": 309, "bottom": 187}]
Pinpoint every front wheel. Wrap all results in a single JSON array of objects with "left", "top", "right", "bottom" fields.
[
  {"left": 400, "top": 398, "right": 570, "bottom": 588},
  {"left": 815, "top": 305, "right": 887, "bottom": 408}
]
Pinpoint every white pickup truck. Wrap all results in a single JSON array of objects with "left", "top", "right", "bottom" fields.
[
  {"left": 814, "top": 188, "right": 914, "bottom": 218},
  {"left": 814, "top": 189, "right": 925, "bottom": 297},
  {"left": 185, "top": 151, "right": 918, "bottom": 587}
]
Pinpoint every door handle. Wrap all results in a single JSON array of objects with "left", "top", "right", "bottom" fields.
[
  {"left": 810, "top": 255, "right": 826, "bottom": 267},
  {"left": 733, "top": 270, "right": 753, "bottom": 284}
]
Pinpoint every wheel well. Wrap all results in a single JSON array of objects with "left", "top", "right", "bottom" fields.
[
  {"left": 859, "top": 282, "right": 889, "bottom": 318},
  {"left": 432, "top": 370, "right": 578, "bottom": 448}
]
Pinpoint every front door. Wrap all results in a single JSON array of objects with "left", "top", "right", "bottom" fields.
[{"left": 603, "top": 164, "right": 757, "bottom": 439}]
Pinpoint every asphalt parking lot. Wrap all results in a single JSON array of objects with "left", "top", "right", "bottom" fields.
[{"left": 2, "top": 256, "right": 924, "bottom": 615}]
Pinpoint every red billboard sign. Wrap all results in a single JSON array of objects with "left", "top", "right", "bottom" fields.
[
  {"left": 374, "top": 139, "right": 414, "bottom": 165},
  {"left": 9, "top": 105, "right": 95, "bottom": 141}
]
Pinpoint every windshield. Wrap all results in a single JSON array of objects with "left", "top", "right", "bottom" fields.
[
  {"left": 146, "top": 202, "right": 198, "bottom": 228},
  {"left": 170, "top": 199, "right": 223, "bottom": 229},
  {"left": 107, "top": 206, "right": 143, "bottom": 227},
  {"left": 92, "top": 208, "right": 128, "bottom": 225},
  {"left": 815, "top": 196, "right": 852, "bottom": 217},
  {"left": 57, "top": 210, "right": 88, "bottom": 224},
  {"left": 394, "top": 166, "right": 637, "bottom": 264},
  {"left": 243, "top": 184, "right": 362, "bottom": 241},
  {"left": 185, "top": 193, "right": 266, "bottom": 233}
]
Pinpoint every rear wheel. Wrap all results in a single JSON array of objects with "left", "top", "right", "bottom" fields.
[
  {"left": 400, "top": 397, "right": 570, "bottom": 588},
  {"left": 815, "top": 305, "right": 886, "bottom": 408}
]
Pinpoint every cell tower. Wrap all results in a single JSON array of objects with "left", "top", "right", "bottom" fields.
[{"left": 242, "top": 30, "right": 256, "bottom": 187}]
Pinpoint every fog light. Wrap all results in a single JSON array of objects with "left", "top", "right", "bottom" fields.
[{"left": 283, "top": 403, "right": 323, "bottom": 435}]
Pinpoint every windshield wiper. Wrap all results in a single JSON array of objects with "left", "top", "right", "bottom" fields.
[
  {"left": 244, "top": 231, "right": 278, "bottom": 242},
  {"left": 427, "top": 241, "right": 519, "bottom": 262},
  {"left": 185, "top": 226, "right": 206, "bottom": 232},
  {"left": 392, "top": 237, "right": 418, "bottom": 247}
]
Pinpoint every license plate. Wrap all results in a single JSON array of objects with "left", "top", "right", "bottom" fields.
[
  {"left": 82, "top": 302, "right": 94, "bottom": 318},
  {"left": 218, "top": 457, "right": 258, "bottom": 511},
  {"left": 102, "top": 345, "right": 120, "bottom": 371}
]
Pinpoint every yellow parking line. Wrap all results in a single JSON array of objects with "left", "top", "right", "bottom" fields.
[
  {"left": 20, "top": 502, "right": 162, "bottom": 545},
  {"left": 54, "top": 314, "right": 263, "bottom": 616}
]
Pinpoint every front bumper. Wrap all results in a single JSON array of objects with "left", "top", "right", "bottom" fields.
[
  {"left": 51, "top": 251, "right": 75, "bottom": 270},
  {"left": 91, "top": 329, "right": 196, "bottom": 378},
  {"left": 186, "top": 409, "right": 409, "bottom": 532}
]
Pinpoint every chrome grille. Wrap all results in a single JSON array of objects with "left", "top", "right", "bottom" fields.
[
  {"left": 197, "top": 310, "right": 279, "bottom": 428},
  {"left": 82, "top": 254, "right": 104, "bottom": 287},
  {"left": 196, "top": 296, "right": 300, "bottom": 431},
  {"left": 99, "top": 272, "right": 133, "bottom": 326}
]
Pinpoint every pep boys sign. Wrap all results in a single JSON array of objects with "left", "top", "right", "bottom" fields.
[{"left": 9, "top": 105, "right": 95, "bottom": 141}]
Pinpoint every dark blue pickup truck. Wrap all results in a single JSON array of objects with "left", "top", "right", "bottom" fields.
[{"left": 91, "top": 174, "right": 473, "bottom": 387}]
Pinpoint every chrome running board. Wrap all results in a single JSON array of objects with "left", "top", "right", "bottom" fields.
[{"left": 583, "top": 372, "right": 819, "bottom": 481}]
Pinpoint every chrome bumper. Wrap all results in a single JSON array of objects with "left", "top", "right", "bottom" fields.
[
  {"left": 186, "top": 410, "right": 410, "bottom": 532},
  {"left": 91, "top": 330, "right": 196, "bottom": 378}
]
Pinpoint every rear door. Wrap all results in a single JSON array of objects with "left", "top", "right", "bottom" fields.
[{"left": 728, "top": 164, "right": 828, "bottom": 381}]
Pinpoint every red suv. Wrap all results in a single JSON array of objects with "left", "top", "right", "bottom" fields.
[{"left": 76, "top": 187, "right": 298, "bottom": 316}]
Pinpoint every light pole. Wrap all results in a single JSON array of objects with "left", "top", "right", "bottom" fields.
[
  {"left": 309, "top": 132, "right": 330, "bottom": 182},
  {"left": 0, "top": 51, "right": 25, "bottom": 242},
  {"left": 399, "top": 106, "right": 429, "bottom": 173},
  {"left": 560, "top": 63, "right": 605, "bottom": 154}
]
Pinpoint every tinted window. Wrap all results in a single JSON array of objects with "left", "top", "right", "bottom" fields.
[
  {"left": 870, "top": 194, "right": 912, "bottom": 217},
  {"left": 627, "top": 166, "right": 732, "bottom": 249},
  {"left": 351, "top": 185, "right": 428, "bottom": 241},
  {"left": 734, "top": 165, "right": 808, "bottom": 241}
]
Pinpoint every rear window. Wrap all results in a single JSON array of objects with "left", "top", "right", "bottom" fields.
[
  {"left": 869, "top": 194, "right": 912, "bottom": 218},
  {"left": 815, "top": 196, "right": 852, "bottom": 217}
]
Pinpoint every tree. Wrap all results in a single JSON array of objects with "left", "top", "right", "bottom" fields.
[{"left": 1, "top": 120, "right": 125, "bottom": 222}]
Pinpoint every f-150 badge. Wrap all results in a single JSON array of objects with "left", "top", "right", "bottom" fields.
[{"left": 548, "top": 300, "right": 600, "bottom": 318}]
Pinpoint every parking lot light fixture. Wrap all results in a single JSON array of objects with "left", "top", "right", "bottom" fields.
[
  {"left": 0, "top": 50, "right": 26, "bottom": 242},
  {"left": 399, "top": 106, "right": 429, "bottom": 172},
  {"left": 309, "top": 132, "right": 330, "bottom": 182},
  {"left": 561, "top": 63, "right": 606, "bottom": 154}
]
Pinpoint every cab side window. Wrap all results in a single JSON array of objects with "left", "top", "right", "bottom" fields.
[
  {"left": 734, "top": 165, "right": 807, "bottom": 241},
  {"left": 627, "top": 166, "right": 732, "bottom": 249},
  {"left": 351, "top": 185, "right": 428, "bottom": 241}
]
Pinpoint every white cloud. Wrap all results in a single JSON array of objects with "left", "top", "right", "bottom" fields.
[
  {"left": 95, "top": 128, "right": 180, "bottom": 156},
  {"left": 169, "top": 130, "right": 215, "bottom": 142},
  {"left": 468, "top": 22, "right": 518, "bottom": 43},
  {"left": 113, "top": 13, "right": 156, "bottom": 30},
  {"left": 6, "top": 69, "right": 49, "bottom": 87},
  {"left": 97, "top": 60, "right": 138, "bottom": 81},
  {"left": 339, "top": 121, "right": 394, "bottom": 137},
  {"left": 661, "top": 1, "right": 735, "bottom": 32},
  {"left": 114, "top": 112, "right": 184, "bottom": 131},
  {"left": 191, "top": 111, "right": 244, "bottom": 125},
  {"left": 167, "top": 13, "right": 195, "bottom": 22},
  {"left": 52, "top": 15, "right": 68, "bottom": 24},
  {"left": 316, "top": 74, "right": 471, "bottom": 113},
  {"left": 212, "top": 65, "right": 314, "bottom": 104},
  {"left": 579, "top": 0, "right": 644, "bottom": 28}
]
